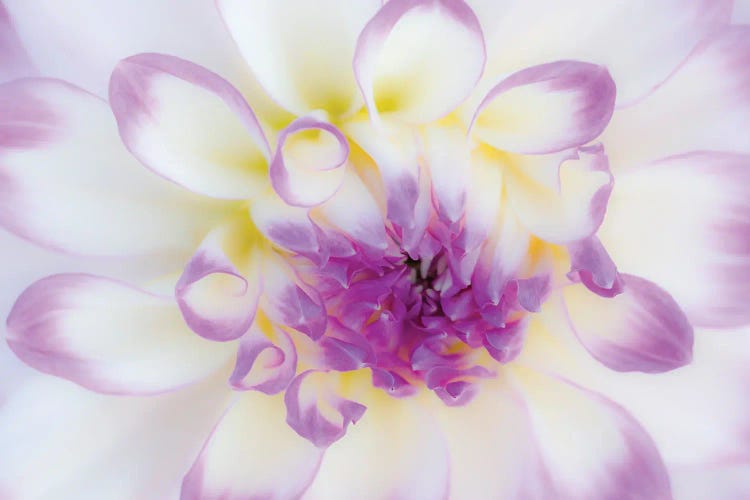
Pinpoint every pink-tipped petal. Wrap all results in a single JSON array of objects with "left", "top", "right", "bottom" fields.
[
  {"left": 0, "top": 78, "right": 224, "bottom": 257},
  {"left": 229, "top": 324, "right": 297, "bottom": 394},
  {"left": 175, "top": 234, "right": 260, "bottom": 342},
  {"left": 568, "top": 236, "right": 623, "bottom": 298},
  {"left": 250, "top": 191, "right": 323, "bottom": 257},
  {"left": 354, "top": 0, "right": 486, "bottom": 124},
  {"left": 284, "top": 370, "right": 366, "bottom": 448},
  {"left": 110, "top": 53, "right": 270, "bottom": 200},
  {"left": 600, "top": 152, "right": 750, "bottom": 328},
  {"left": 424, "top": 124, "right": 471, "bottom": 224},
  {"left": 6, "top": 274, "right": 235, "bottom": 395},
  {"left": 270, "top": 116, "right": 349, "bottom": 207},
  {"left": 563, "top": 275, "right": 693, "bottom": 373},
  {"left": 181, "top": 391, "right": 323, "bottom": 500},
  {"left": 471, "top": 61, "right": 615, "bottom": 154}
]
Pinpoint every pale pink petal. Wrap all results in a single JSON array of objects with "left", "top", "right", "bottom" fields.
[
  {"left": 513, "top": 370, "right": 672, "bottom": 499},
  {"left": 603, "top": 27, "right": 750, "bottom": 168},
  {"left": 284, "top": 370, "right": 366, "bottom": 448},
  {"left": 735, "top": 0, "right": 750, "bottom": 23},
  {"left": 671, "top": 462, "right": 750, "bottom": 500},
  {"left": 354, "top": 0, "right": 485, "bottom": 124},
  {"left": 217, "top": 0, "right": 379, "bottom": 116},
  {"left": 181, "top": 391, "right": 322, "bottom": 500},
  {"left": 110, "top": 53, "right": 270, "bottom": 200},
  {"left": 505, "top": 145, "right": 613, "bottom": 243},
  {"left": 250, "top": 190, "right": 324, "bottom": 258},
  {"left": 6, "top": 274, "right": 235, "bottom": 395},
  {"left": 0, "top": 2, "right": 35, "bottom": 82},
  {"left": 270, "top": 116, "right": 349, "bottom": 207},
  {"left": 563, "top": 275, "right": 693, "bottom": 373},
  {"left": 3, "top": 0, "right": 254, "bottom": 98},
  {"left": 470, "top": 0, "right": 732, "bottom": 104},
  {"left": 423, "top": 124, "right": 471, "bottom": 224},
  {"left": 0, "top": 372, "right": 231, "bottom": 499},
  {"left": 471, "top": 61, "right": 615, "bottom": 154},
  {"left": 0, "top": 78, "right": 224, "bottom": 257},
  {"left": 599, "top": 152, "right": 750, "bottom": 328},
  {"left": 175, "top": 231, "right": 260, "bottom": 342},
  {"left": 567, "top": 236, "right": 623, "bottom": 298},
  {"left": 304, "top": 396, "right": 449, "bottom": 499},
  {"left": 229, "top": 323, "right": 297, "bottom": 395}
]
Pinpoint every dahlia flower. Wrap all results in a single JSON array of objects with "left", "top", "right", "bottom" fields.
[{"left": 1, "top": 0, "right": 750, "bottom": 498}]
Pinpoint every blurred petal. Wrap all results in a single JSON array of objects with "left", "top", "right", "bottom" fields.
[
  {"left": 0, "top": 78, "right": 223, "bottom": 257},
  {"left": 218, "top": 0, "right": 379, "bottom": 116},
  {"left": 472, "top": 61, "right": 615, "bottom": 154},
  {"left": 110, "top": 53, "right": 270, "bottom": 200},
  {"left": 0, "top": 2, "right": 35, "bottom": 82},
  {"left": 6, "top": 274, "right": 235, "bottom": 395},
  {"left": 354, "top": 0, "right": 485, "bottom": 124},
  {"left": 563, "top": 275, "right": 693, "bottom": 373},
  {"left": 181, "top": 391, "right": 322, "bottom": 500},
  {"left": 599, "top": 152, "right": 750, "bottom": 328}
]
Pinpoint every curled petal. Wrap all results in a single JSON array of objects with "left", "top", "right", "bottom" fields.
[
  {"left": 110, "top": 53, "right": 270, "bottom": 199},
  {"left": 483, "top": 320, "right": 526, "bottom": 363},
  {"left": 181, "top": 391, "right": 323, "bottom": 500},
  {"left": 270, "top": 116, "right": 349, "bottom": 207},
  {"left": 354, "top": 0, "right": 486, "bottom": 124},
  {"left": 6, "top": 274, "right": 234, "bottom": 395},
  {"left": 284, "top": 370, "right": 367, "bottom": 448},
  {"left": 229, "top": 323, "right": 297, "bottom": 394},
  {"left": 568, "top": 236, "right": 623, "bottom": 298},
  {"left": 471, "top": 61, "right": 616, "bottom": 154},
  {"left": 176, "top": 234, "right": 260, "bottom": 342},
  {"left": 563, "top": 275, "right": 694, "bottom": 373},
  {"left": 262, "top": 252, "right": 327, "bottom": 340}
]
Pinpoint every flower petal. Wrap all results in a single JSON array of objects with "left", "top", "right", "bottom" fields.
[
  {"left": 175, "top": 232, "right": 260, "bottom": 342},
  {"left": 354, "top": 0, "right": 485, "bottom": 124},
  {"left": 471, "top": 61, "right": 615, "bottom": 154},
  {"left": 603, "top": 27, "right": 750, "bottom": 167},
  {"left": 599, "top": 152, "right": 750, "bottom": 328},
  {"left": 512, "top": 370, "right": 672, "bottom": 499},
  {"left": 270, "top": 116, "right": 349, "bottom": 207},
  {"left": 471, "top": 0, "right": 732, "bottom": 104},
  {"left": 0, "top": 3, "right": 35, "bottom": 82},
  {"left": 0, "top": 372, "right": 231, "bottom": 499},
  {"left": 228, "top": 322, "right": 297, "bottom": 395},
  {"left": 567, "top": 236, "right": 623, "bottom": 298},
  {"left": 284, "top": 370, "right": 367, "bottom": 448},
  {"left": 304, "top": 396, "right": 449, "bottom": 499},
  {"left": 217, "top": 0, "right": 379, "bottom": 116},
  {"left": 563, "top": 274, "right": 694, "bottom": 373},
  {"left": 5, "top": 274, "right": 235, "bottom": 395},
  {"left": 505, "top": 145, "right": 613, "bottom": 243},
  {"left": 0, "top": 78, "right": 224, "bottom": 257},
  {"left": 424, "top": 124, "right": 471, "bottom": 224},
  {"left": 110, "top": 53, "right": 270, "bottom": 200},
  {"left": 181, "top": 391, "right": 322, "bottom": 500}
]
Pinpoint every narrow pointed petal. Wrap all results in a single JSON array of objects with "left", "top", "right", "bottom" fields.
[
  {"left": 472, "top": 61, "right": 615, "bottom": 154},
  {"left": 110, "top": 53, "right": 270, "bottom": 200},
  {"left": 6, "top": 274, "right": 235, "bottom": 395},
  {"left": 563, "top": 275, "right": 693, "bottom": 373},
  {"left": 599, "top": 152, "right": 750, "bottom": 327},
  {"left": 354, "top": 0, "right": 486, "bottom": 124},
  {"left": 217, "top": 0, "right": 379, "bottom": 116},
  {"left": 0, "top": 78, "right": 225, "bottom": 257},
  {"left": 181, "top": 391, "right": 323, "bottom": 500}
]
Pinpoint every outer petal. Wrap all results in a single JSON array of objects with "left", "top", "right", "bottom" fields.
[
  {"left": 470, "top": 0, "right": 732, "bottom": 104},
  {"left": 4, "top": 0, "right": 256, "bottom": 99},
  {"left": 270, "top": 116, "right": 349, "bottom": 207},
  {"left": 603, "top": 27, "right": 750, "bottom": 168},
  {"left": 354, "top": 0, "right": 486, "bottom": 124},
  {"left": 304, "top": 396, "right": 449, "bottom": 499},
  {"left": 181, "top": 391, "right": 322, "bottom": 500},
  {"left": 0, "top": 78, "right": 224, "bottom": 257},
  {"left": 512, "top": 370, "right": 672, "bottom": 500},
  {"left": 599, "top": 152, "right": 750, "bottom": 328},
  {"left": 0, "top": 371, "right": 231, "bottom": 499},
  {"left": 0, "top": 2, "right": 35, "bottom": 82},
  {"left": 218, "top": 0, "right": 379, "bottom": 117},
  {"left": 6, "top": 274, "right": 235, "bottom": 395},
  {"left": 563, "top": 275, "right": 694, "bottom": 373},
  {"left": 471, "top": 61, "right": 615, "bottom": 154},
  {"left": 505, "top": 145, "right": 613, "bottom": 243},
  {"left": 176, "top": 232, "right": 261, "bottom": 342},
  {"left": 110, "top": 53, "right": 270, "bottom": 200},
  {"left": 424, "top": 124, "right": 471, "bottom": 224}
]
